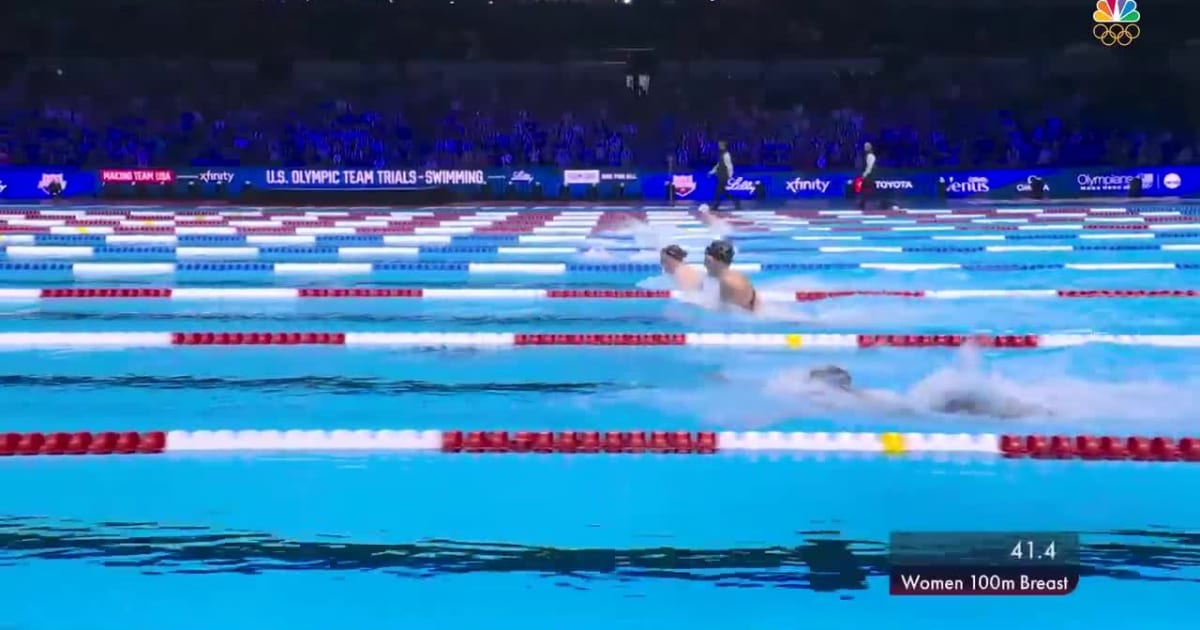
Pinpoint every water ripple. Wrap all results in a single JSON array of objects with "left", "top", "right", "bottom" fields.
[
  {"left": 0, "top": 518, "right": 1196, "bottom": 592},
  {"left": 0, "top": 375, "right": 632, "bottom": 395}
]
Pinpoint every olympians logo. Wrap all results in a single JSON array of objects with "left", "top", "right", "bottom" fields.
[
  {"left": 785, "top": 178, "right": 831, "bottom": 195},
  {"left": 1093, "top": 0, "right": 1141, "bottom": 47},
  {"left": 1077, "top": 173, "right": 1137, "bottom": 192},
  {"left": 943, "top": 176, "right": 990, "bottom": 194}
]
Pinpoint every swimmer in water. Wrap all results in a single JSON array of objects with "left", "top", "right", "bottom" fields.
[
  {"left": 703, "top": 239, "right": 757, "bottom": 311},
  {"left": 660, "top": 244, "right": 703, "bottom": 291},
  {"left": 805, "top": 365, "right": 1047, "bottom": 418}
]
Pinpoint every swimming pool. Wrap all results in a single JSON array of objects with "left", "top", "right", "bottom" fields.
[{"left": 1, "top": 203, "right": 1198, "bottom": 630}]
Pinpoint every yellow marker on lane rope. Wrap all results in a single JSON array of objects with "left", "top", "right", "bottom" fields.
[
  {"left": 785, "top": 334, "right": 803, "bottom": 348},
  {"left": 881, "top": 432, "right": 906, "bottom": 454}
]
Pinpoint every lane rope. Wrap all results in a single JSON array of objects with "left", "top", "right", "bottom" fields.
[
  {"left": 6, "top": 243, "right": 1200, "bottom": 260},
  {"left": 4, "top": 287, "right": 1199, "bottom": 301},
  {"left": 0, "top": 262, "right": 1195, "bottom": 275},
  {"left": 0, "top": 331, "right": 1196, "bottom": 348},
  {"left": 8, "top": 232, "right": 1200, "bottom": 246},
  {"left": 2, "top": 430, "right": 1197, "bottom": 462}
]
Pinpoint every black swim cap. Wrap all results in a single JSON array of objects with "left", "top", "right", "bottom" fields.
[
  {"left": 661, "top": 245, "right": 687, "bottom": 261},
  {"left": 705, "top": 240, "right": 735, "bottom": 264},
  {"left": 809, "top": 365, "right": 852, "bottom": 390}
]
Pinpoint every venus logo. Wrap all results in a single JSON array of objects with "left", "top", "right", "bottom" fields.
[{"left": 1093, "top": 0, "right": 1140, "bottom": 47}]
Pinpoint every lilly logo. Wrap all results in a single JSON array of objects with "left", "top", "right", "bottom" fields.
[
  {"left": 785, "top": 178, "right": 830, "bottom": 194},
  {"left": 1093, "top": 0, "right": 1140, "bottom": 46},
  {"left": 38, "top": 173, "right": 67, "bottom": 194},
  {"left": 509, "top": 170, "right": 534, "bottom": 183},
  {"left": 671, "top": 174, "right": 697, "bottom": 197},
  {"left": 1163, "top": 172, "right": 1182, "bottom": 190},
  {"left": 726, "top": 176, "right": 759, "bottom": 193}
]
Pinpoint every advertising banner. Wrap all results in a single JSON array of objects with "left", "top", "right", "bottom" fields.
[
  {"left": 0, "top": 164, "right": 1196, "bottom": 201},
  {"left": 258, "top": 168, "right": 489, "bottom": 189},
  {"left": 939, "top": 167, "right": 1197, "bottom": 199},
  {"left": 98, "top": 169, "right": 175, "bottom": 184},
  {"left": 563, "top": 169, "right": 601, "bottom": 185},
  {"left": 0, "top": 168, "right": 97, "bottom": 199},
  {"left": 641, "top": 171, "right": 767, "bottom": 202}
]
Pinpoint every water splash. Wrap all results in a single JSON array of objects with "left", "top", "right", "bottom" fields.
[{"left": 631, "top": 348, "right": 1200, "bottom": 432}]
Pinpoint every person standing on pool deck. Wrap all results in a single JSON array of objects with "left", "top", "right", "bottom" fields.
[
  {"left": 660, "top": 244, "right": 703, "bottom": 291},
  {"left": 709, "top": 140, "right": 741, "bottom": 211},
  {"left": 703, "top": 239, "right": 757, "bottom": 311},
  {"left": 858, "top": 142, "right": 877, "bottom": 210}
]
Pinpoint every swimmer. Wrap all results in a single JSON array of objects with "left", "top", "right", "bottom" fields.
[
  {"left": 660, "top": 244, "right": 703, "bottom": 291},
  {"left": 804, "top": 365, "right": 1048, "bottom": 419},
  {"left": 703, "top": 239, "right": 757, "bottom": 311}
]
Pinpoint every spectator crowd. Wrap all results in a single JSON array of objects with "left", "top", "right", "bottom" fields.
[{"left": 1, "top": 1, "right": 1196, "bottom": 173}]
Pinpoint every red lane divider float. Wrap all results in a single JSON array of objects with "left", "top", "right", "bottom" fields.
[
  {"left": 41, "top": 288, "right": 175, "bottom": 298},
  {"left": 171, "top": 332, "right": 348, "bottom": 345},
  {"left": 513, "top": 333, "right": 688, "bottom": 346},
  {"left": 3, "top": 430, "right": 1200, "bottom": 462},
  {"left": 441, "top": 430, "right": 718, "bottom": 453},
  {"left": 0, "top": 431, "right": 165, "bottom": 455},
  {"left": 1000, "top": 435, "right": 1200, "bottom": 461},
  {"left": 796, "top": 290, "right": 927, "bottom": 300},
  {"left": 1055, "top": 290, "right": 1200, "bottom": 297},
  {"left": 857, "top": 334, "right": 1039, "bottom": 348}
]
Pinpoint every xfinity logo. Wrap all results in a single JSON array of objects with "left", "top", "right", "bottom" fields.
[
  {"left": 785, "top": 178, "right": 830, "bottom": 194},
  {"left": 944, "top": 176, "right": 990, "bottom": 194},
  {"left": 198, "top": 171, "right": 235, "bottom": 184},
  {"left": 875, "top": 179, "right": 914, "bottom": 190}
]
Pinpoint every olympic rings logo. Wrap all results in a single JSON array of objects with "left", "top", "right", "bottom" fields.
[{"left": 1093, "top": 23, "right": 1140, "bottom": 47}]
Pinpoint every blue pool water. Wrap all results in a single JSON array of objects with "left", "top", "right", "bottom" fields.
[{"left": 1, "top": 202, "right": 1199, "bottom": 630}]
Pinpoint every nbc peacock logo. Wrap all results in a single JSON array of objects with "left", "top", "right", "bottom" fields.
[{"left": 1093, "top": 0, "right": 1141, "bottom": 47}]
